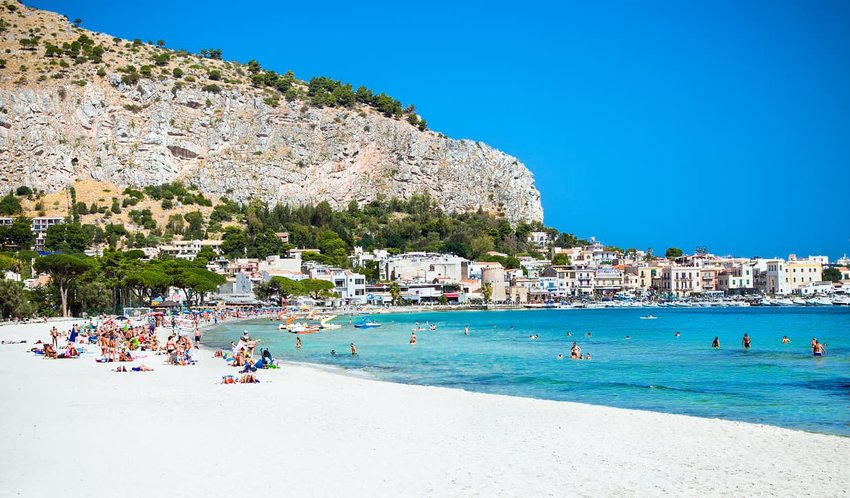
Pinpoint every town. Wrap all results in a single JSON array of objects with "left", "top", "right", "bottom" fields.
[{"left": 3, "top": 213, "right": 848, "bottom": 311}]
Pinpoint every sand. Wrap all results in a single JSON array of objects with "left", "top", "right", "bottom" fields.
[{"left": 1, "top": 320, "right": 848, "bottom": 497}]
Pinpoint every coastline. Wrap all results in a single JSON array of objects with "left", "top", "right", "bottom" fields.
[{"left": 1, "top": 320, "right": 848, "bottom": 497}]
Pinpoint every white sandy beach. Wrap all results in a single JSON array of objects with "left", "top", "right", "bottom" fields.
[{"left": 1, "top": 320, "right": 848, "bottom": 497}]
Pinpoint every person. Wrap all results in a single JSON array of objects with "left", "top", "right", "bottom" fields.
[
  {"left": 565, "top": 331, "right": 571, "bottom": 337},
  {"left": 675, "top": 331, "right": 681, "bottom": 337},
  {"left": 69, "top": 326, "right": 78, "bottom": 344},
  {"left": 813, "top": 341, "right": 825, "bottom": 357},
  {"left": 556, "top": 354, "right": 564, "bottom": 360},
  {"left": 194, "top": 327, "right": 201, "bottom": 348},
  {"left": 810, "top": 338, "right": 818, "bottom": 350},
  {"left": 625, "top": 335, "right": 631, "bottom": 340},
  {"left": 350, "top": 343, "right": 357, "bottom": 356},
  {"left": 330, "top": 349, "right": 337, "bottom": 356},
  {"left": 410, "top": 332, "right": 417, "bottom": 345},
  {"left": 782, "top": 336, "right": 790, "bottom": 344},
  {"left": 712, "top": 336, "right": 720, "bottom": 349},
  {"left": 741, "top": 333, "right": 751, "bottom": 350},
  {"left": 585, "top": 353, "right": 591, "bottom": 360},
  {"left": 295, "top": 337, "right": 302, "bottom": 350},
  {"left": 50, "top": 327, "right": 59, "bottom": 348},
  {"left": 570, "top": 342, "right": 581, "bottom": 359},
  {"left": 585, "top": 332, "right": 592, "bottom": 337},
  {"left": 464, "top": 326, "right": 469, "bottom": 335},
  {"left": 262, "top": 348, "right": 274, "bottom": 365}
]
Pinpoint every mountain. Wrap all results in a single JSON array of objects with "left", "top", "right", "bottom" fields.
[{"left": 0, "top": 3, "right": 543, "bottom": 225}]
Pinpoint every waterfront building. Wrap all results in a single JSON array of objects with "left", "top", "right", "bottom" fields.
[
  {"left": 788, "top": 257, "right": 823, "bottom": 291},
  {"left": 659, "top": 266, "right": 703, "bottom": 296},
  {"left": 380, "top": 252, "right": 468, "bottom": 283},
  {"left": 480, "top": 262, "right": 507, "bottom": 302}
]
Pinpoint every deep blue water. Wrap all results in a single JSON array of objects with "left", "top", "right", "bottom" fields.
[{"left": 204, "top": 307, "right": 850, "bottom": 436}]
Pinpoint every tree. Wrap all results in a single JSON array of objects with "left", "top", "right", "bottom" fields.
[
  {"left": 0, "top": 279, "right": 31, "bottom": 319},
  {"left": 389, "top": 282, "right": 401, "bottom": 305},
  {"left": 44, "top": 224, "right": 91, "bottom": 253},
  {"left": 124, "top": 261, "right": 170, "bottom": 306},
  {"left": 221, "top": 227, "right": 247, "bottom": 257},
  {"left": 15, "top": 185, "right": 32, "bottom": 196},
  {"left": 156, "top": 39, "right": 165, "bottom": 47},
  {"left": 0, "top": 254, "right": 19, "bottom": 272},
  {"left": 33, "top": 254, "right": 93, "bottom": 317},
  {"left": 822, "top": 267, "right": 842, "bottom": 282},
  {"left": 0, "top": 191, "right": 22, "bottom": 215},
  {"left": 482, "top": 281, "right": 493, "bottom": 304},
  {"left": 551, "top": 253, "right": 570, "bottom": 266},
  {"left": 665, "top": 247, "right": 684, "bottom": 259},
  {"left": 300, "top": 279, "right": 334, "bottom": 300},
  {"left": 695, "top": 246, "right": 708, "bottom": 256},
  {"left": 3, "top": 217, "right": 34, "bottom": 249},
  {"left": 73, "top": 18, "right": 82, "bottom": 27}
]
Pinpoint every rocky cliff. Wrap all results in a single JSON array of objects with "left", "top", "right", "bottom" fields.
[{"left": 0, "top": 3, "right": 543, "bottom": 224}]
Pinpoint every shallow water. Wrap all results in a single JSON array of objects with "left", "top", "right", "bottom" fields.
[{"left": 204, "top": 307, "right": 850, "bottom": 436}]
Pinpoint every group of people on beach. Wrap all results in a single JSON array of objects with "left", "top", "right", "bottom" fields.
[{"left": 215, "top": 330, "right": 280, "bottom": 383}]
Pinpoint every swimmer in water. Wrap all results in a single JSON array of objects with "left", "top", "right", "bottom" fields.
[
  {"left": 330, "top": 349, "right": 337, "bottom": 356},
  {"left": 585, "top": 353, "right": 591, "bottom": 360},
  {"left": 712, "top": 336, "right": 720, "bottom": 349},
  {"left": 565, "top": 332, "right": 571, "bottom": 337},
  {"left": 464, "top": 325, "right": 469, "bottom": 335},
  {"left": 410, "top": 332, "right": 417, "bottom": 345},
  {"left": 350, "top": 343, "right": 357, "bottom": 355},
  {"left": 781, "top": 335, "right": 790, "bottom": 344},
  {"left": 556, "top": 354, "right": 563, "bottom": 360},
  {"left": 585, "top": 332, "right": 592, "bottom": 337},
  {"left": 675, "top": 332, "right": 681, "bottom": 337},
  {"left": 625, "top": 335, "right": 630, "bottom": 340},
  {"left": 813, "top": 340, "right": 825, "bottom": 356},
  {"left": 741, "top": 333, "right": 751, "bottom": 350},
  {"left": 295, "top": 337, "right": 302, "bottom": 349}
]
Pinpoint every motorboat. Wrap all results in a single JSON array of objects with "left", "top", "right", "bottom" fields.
[
  {"left": 287, "top": 323, "right": 320, "bottom": 334},
  {"left": 833, "top": 296, "right": 850, "bottom": 306},
  {"left": 806, "top": 297, "right": 833, "bottom": 306},
  {"left": 640, "top": 314, "right": 657, "bottom": 320}
]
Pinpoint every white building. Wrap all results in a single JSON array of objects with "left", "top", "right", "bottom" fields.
[
  {"left": 528, "top": 231, "right": 552, "bottom": 250},
  {"left": 32, "top": 216, "right": 64, "bottom": 251},
  {"left": 381, "top": 252, "right": 469, "bottom": 283},
  {"left": 158, "top": 240, "right": 222, "bottom": 261}
]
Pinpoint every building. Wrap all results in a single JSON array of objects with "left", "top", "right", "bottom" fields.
[
  {"left": 764, "top": 260, "right": 791, "bottom": 295},
  {"left": 480, "top": 262, "right": 507, "bottom": 302},
  {"left": 158, "top": 239, "right": 223, "bottom": 261},
  {"left": 0, "top": 217, "right": 13, "bottom": 227},
  {"left": 527, "top": 231, "right": 552, "bottom": 250},
  {"left": 381, "top": 252, "right": 469, "bottom": 283},
  {"left": 659, "top": 266, "right": 702, "bottom": 296},
  {"left": 637, "top": 265, "right": 662, "bottom": 290},
  {"left": 717, "top": 263, "right": 754, "bottom": 293},
  {"left": 788, "top": 258, "right": 822, "bottom": 291},
  {"left": 304, "top": 263, "right": 367, "bottom": 304},
  {"left": 32, "top": 216, "right": 64, "bottom": 252},
  {"left": 594, "top": 268, "right": 623, "bottom": 296}
]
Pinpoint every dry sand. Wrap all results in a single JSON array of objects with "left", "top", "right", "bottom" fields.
[{"left": 1, "top": 320, "right": 848, "bottom": 497}]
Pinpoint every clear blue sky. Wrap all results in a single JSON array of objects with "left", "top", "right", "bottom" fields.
[{"left": 29, "top": 0, "right": 850, "bottom": 259}]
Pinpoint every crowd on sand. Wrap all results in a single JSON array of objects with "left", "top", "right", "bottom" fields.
[{"left": 22, "top": 309, "right": 279, "bottom": 382}]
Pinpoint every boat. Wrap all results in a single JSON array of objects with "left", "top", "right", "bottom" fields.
[
  {"left": 640, "top": 314, "right": 657, "bottom": 320},
  {"left": 353, "top": 318, "right": 382, "bottom": 329},
  {"left": 791, "top": 298, "right": 806, "bottom": 306},
  {"left": 806, "top": 297, "right": 833, "bottom": 306},
  {"left": 833, "top": 296, "right": 850, "bottom": 306},
  {"left": 775, "top": 298, "right": 794, "bottom": 306},
  {"left": 288, "top": 323, "right": 320, "bottom": 334}
]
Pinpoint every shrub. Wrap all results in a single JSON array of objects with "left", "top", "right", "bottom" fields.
[
  {"left": 15, "top": 185, "right": 32, "bottom": 196},
  {"left": 172, "top": 67, "right": 183, "bottom": 78},
  {"left": 208, "top": 69, "right": 221, "bottom": 81}
]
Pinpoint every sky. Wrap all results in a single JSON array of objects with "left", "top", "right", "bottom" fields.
[{"left": 28, "top": 0, "right": 850, "bottom": 260}]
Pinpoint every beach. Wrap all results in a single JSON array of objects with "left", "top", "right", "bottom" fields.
[{"left": 1, "top": 320, "right": 848, "bottom": 497}]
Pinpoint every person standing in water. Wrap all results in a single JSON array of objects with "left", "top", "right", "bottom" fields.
[
  {"left": 741, "top": 333, "right": 751, "bottom": 350},
  {"left": 295, "top": 337, "right": 302, "bottom": 350},
  {"left": 410, "top": 332, "right": 417, "bottom": 345},
  {"left": 712, "top": 336, "right": 720, "bottom": 349},
  {"left": 812, "top": 340, "right": 825, "bottom": 357},
  {"left": 464, "top": 325, "right": 469, "bottom": 335},
  {"left": 350, "top": 343, "right": 357, "bottom": 355},
  {"left": 782, "top": 336, "right": 790, "bottom": 344}
]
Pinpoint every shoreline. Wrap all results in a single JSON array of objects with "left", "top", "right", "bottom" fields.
[
  {"left": 1, "top": 320, "right": 848, "bottom": 496},
  {"left": 202, "top": 315, "right": 848, "bottom": 438}
]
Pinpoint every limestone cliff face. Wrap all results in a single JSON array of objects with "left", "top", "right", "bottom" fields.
[{"left": 0, "top": 6, "right": 543, "bottom": 224}]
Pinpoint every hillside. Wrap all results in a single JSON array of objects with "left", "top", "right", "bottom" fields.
[{"left": 0, "top": 2, "right": 544, "bottom": 225}]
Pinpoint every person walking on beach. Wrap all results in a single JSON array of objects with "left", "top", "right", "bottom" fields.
[
  {"left": 741, "top": 333, "right": 751, "bottom": 350},
  {"left": 410, "top": 332, "right": 417, "bottom": 345},
  {"left": 295, "top": 337, "right": 302, "bottom": 350},
  {"left": 194, "top": 327, "right": 201, "bottom": 348},
  {"left": 712, "top": 336, "right": 720, "bottom": 349},
  {"left": 50, "top": 327, "right": 59, "bottom": 348},
  {"left": 350, "top": 343, "right": 357, "bottom": 355}
]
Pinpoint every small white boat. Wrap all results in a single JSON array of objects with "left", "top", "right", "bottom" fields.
[
  {"left": 640, "top": 314, "right": 657, "bottom": 320},
  {"left": 775, "top": 298, "right": 794, "bottom": 306},
  {"left": 806, "top": 297, "right": 833, "bottom": 306}
]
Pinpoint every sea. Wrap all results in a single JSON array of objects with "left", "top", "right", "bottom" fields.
[{"left": 203, "top": 307, "right": 850, "bottom": 436}]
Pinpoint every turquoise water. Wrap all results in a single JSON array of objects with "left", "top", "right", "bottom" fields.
[{"left": 204, "top": 308, "right": 850, "bottom": 436}]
